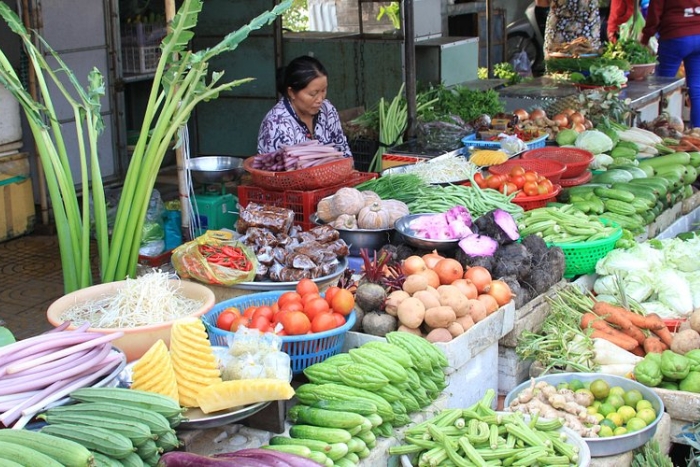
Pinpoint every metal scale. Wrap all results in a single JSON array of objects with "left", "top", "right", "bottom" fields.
[{"left": 186, "top": 156, "right": 245, "bottom": 233}]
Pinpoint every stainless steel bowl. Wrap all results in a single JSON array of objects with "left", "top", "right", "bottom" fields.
[
  {"left": 394, "top": 213, "right": 460, "bottom": 252},
  {"left": 187, "top": 156, "right": 246, "bottom": 184},
  {"left": 504, "top": 372, "right": 665, "bottom": 457},
  {"left": 310, "top": 213, "right": 393, "bottom": 256}
]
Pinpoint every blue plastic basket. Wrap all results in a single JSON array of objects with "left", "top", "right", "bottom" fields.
[
  {"left": 202, "top": 291, "right": 356, "bottom": 374},
  {"left": 461, "top": 133, "right": 548, "bottom": 150}
]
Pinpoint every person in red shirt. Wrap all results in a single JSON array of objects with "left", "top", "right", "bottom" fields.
[
  {"left": 607, "top": 0, "right": 635, "bottom": 42},
  {"left": 641, "top": 0, "right": 700, "bottom": 128}
]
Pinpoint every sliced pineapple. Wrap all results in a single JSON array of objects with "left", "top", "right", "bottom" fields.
[
  {"left": 196, "top": 379, "right": 295, "bottom": 414},
  {"left": 131, "top": 339, "right": 179, "bottom": 403}
]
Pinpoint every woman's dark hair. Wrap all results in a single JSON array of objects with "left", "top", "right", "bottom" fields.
[{"left": 276, "top": 55, "right": 328, "bottom": 97}]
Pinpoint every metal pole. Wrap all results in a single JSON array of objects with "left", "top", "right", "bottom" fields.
[
  {"left": 404, "top": 0, "right": 417, "bottom": 139},
  {"left": 486, "top": 0, "right": 493, "bottom": 78}
]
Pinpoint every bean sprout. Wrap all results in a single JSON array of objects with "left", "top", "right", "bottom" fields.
[
  {"left": 399, "top": 154, "right": 479, "bottom": 184},
  {"left": 59, "top": 271, "right": 205, "bottom": 328}
]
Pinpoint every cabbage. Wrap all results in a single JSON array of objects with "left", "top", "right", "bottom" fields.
[
  {"left": 683, "top": 271, "right": 700, "bottom": 309},
  {"left": 639, "top": 301, "right": 676, "bottom": 319},
  {"left": 590, "top": 153, "right": 614, "bottom": 170},
  {"left": 655, "top": 267, "right": 693, "bottom": 316},
  {"left": 662, "top": 237, "right": 700, "bottom": 272},
  {"left": 575, "top": 130, "right": 614, "bottom": 155},
  {"left": 593, "top": 270, "right": 653, "bottom": 303},
  {"left": 595, "top": 243, "right": 664, "bottom": 277}
]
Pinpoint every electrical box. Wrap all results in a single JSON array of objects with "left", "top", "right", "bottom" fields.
[{"left": 415, "top": 37, "right": 480, "bottom": 87}]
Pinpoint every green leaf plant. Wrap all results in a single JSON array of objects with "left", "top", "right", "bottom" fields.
[{"left": 0, "top": 0, "right": 291, "bottom": 293}]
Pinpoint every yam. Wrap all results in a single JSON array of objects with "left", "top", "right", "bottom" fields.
[
  {"left": 413, "top": 290, "right": 441, "bottom": 310},
  {"left": 500, "top": 275, "right": 530, "bottom": 309},
  {"left": 447, "top": 321, "right": 465, "bottom": 338},
  {"left": 385, "top": 290, "right": 410, "bottom": 317},
  {"left": 437, "top": 285, "right": 469, "bottom": 317},
  {"left": 492, "top": 243, "right": 532, "bottom": 281},
  {"left": 426, "top": 328, "right": 453, "bottom": 343},
  {"left": 521, "top": 235, "right": 549, "bottom": 267},
  {"left": 396, "top": 297, "right": 426, "bottom": 329},
  {"left": 403, "top": 274, "right": 428, "bottom": 294},
  {"left": 465, "top": 299, "right": 487, "bottom": 323},
  {"left": 424, "top": 305, "right": 456, "bottom": 328},
  {"left": 456, "top": 314, "right": 475, "bottom": 333}
]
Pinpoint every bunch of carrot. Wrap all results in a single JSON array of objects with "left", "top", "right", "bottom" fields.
[{"left": 580, "top": 301, "right": 673, "bottom": 357}]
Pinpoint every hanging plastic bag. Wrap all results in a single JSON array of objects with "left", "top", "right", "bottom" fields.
[
  {"left": 171, "top": 230, "right": 258, "bottom": 286},
  {"left": 511, "top": 50, "right": 533, "bottom": 78},
  {"left": 139, "top": 189, "right": 166, "bottom": 257}
]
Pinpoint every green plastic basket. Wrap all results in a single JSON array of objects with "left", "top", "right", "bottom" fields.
[{"left": 552, "top": 222, "right": 622, "bottom": 278}]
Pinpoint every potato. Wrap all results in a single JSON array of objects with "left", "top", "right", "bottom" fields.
[
  {"left": 424, "top": 305, "right": 457, "bottom": 328},
  {"left": 397, "top": 324, "right": 423, "bottom": 336},
  {"left": 426, "top": 327, "right": 453, "bottom": 343},
  {"left": 437, "top": 285, "right": 469, "bottom": 317},
  {"left": 690, "top": 309, "right": 700, "bottom": 334},
  {"left": 456, "top": 314, "right": 475, "bottom": 332},
  {"left": 670, "top": 328, "right": 700, "bottom": 355},
  {"left": 447, "top": 321, "right": 465, "bottom": 338},
  {"left": 465, "top": 299, "right": 487, "bottom": 323},
  {"left": 403, "top": 274, "right": 428, "bottom": 295},
  {"left": 413, "top": 290, "right": 441, "bottom": 310},
  {"left": 396, "top": 297, "right": 426, "bottom": 329},
  {"left": 425, "top": 285, "right": 440, "bottom": 299},
  {"left": 385, "top": 290, "right": 410, "bottom": 317}
]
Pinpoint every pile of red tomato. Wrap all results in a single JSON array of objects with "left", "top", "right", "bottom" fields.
[
  {"left": 215, "top": 279, "right": 355, "bottom": 336},
  {"left": 473, "top": 165, "right": 556, "bottom": 198}
]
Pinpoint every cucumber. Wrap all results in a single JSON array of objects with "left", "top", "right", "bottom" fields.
[
  {"left": 683, "top": 165, "right": 698, "bottom": 185},
  {"left": 611, "top": 182, "right": 661, "bottom": 201},
  {"left": 310, "top": 399, "right": 379, "bottom": 416},
  {"left": 689, "top": 151, "right": 700, "bottom": 168},
  {"left": 593, "top": 187, "right": 636, "bottom": 203},
  {"left": 611, "top": 165, "right": 648, "bottom": 179},
  {"left": 638, "top": 152, "right": 691, "bottom": 170},
  {"left": 269, "top": 436, "right": 333, "bottom": 453},
  {"left": 591, "top": 168, "right": 635, "bottom": 184},
  {"left": 289, "top": 425, "right": 353, "bottom": 444}
]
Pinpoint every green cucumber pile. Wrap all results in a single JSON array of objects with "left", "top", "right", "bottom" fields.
[
  {"left": 268, "top": 332, "right": 448, "bottom": 467},
  {"left": 18, "top": 387, "right": 185, "bottom": 467},
  {"left": 389, "top": 390, "right": 583, "bottom": 466}
]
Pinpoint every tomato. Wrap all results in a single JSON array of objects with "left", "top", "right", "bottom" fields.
[
  {"left": 501, "top": 182, "right": 518, "bottom": 195},
  {"left": 216, "top": 309, "right": 240, "bottom": 331},
  {"left": 243, "top": 306, "right": 257, "bottom": 319},
  {"left": 280, "top": 311, "right": 311, "bottom": 335},
  {"left": 331, "top": 312, "right": 346, "bottom": 327},
  {"left": 253, "top": 306, "right": 274, "bottom": 322},
  {"left": 537, "top": 183, "right": 550, "bottom": 195},
  {"left": 301, "top": 292, "right": 322, "bottom": 306},
  {"left": 509, "top": 166, "right": 526, "bottom": 177},
  {"left": 311, "top": 312, "right": 339, "bottom": 333},
  {"left": 523, "top": 181, "right": 540, "bottom": 197},
  {"left": 487, "top": 174, "right": 506, "bottom": 190},
  {"left": 510, "top": 174, "right": 525, "bottom": 189},
  {"left": 304, "top": 297, "right": 330, "bottom": 321},
  {"left": 473, "top": 172, "right": 488, "bottom": 189},
  {"left": 250, "top": 315, "right": 272, "bottom": 332},
  {"left": 331, "top": 289, "right": 355, "bottom": 316},
  {"left": 539, "top": 178, "right": 554, "bottom": 194},
  {"left": 324, "top": 286, "right": 340, "bottom": 307},
  {"left": 296, "top": 278, "right": 319, "bottom": 297},
  {"left": 278, "top": 291, "right": 302, "bottom": 307},
  {"left": 513, "top": 190, "right": 528, "bottom": 199},
  {"left": 523, "top": 171, "right": 539, "bottom": 183},
  {"left": 279, "top": 300, "right": 304, "bottom": 313}
]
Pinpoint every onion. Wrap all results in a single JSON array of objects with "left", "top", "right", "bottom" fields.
[
  {"left": 422, "top": 252, "right": 444, "bottom": 270},
  {"left": 530, "top": 108, "right": 547, "bottom": 120},
  {"left": 552, "top": 113, "right": 569, "bottom": 128},
  {"left": 463, "top": 266, "right": 492, "bottom": 294},
  {"left": 572, "top": 122, "right": 587, "bottom": 133},
  {"left": 562, "top": 108, "right": 575, "bottom": 116},
  {"left": 584, "top": 119, "right": 593, "bottom": 130},
  {"left": 513, "top": 109, "right": 529, "bottom": 122},
  {"left": 451, "top": 278, "right": 479, "bottom": 300},
  {"left": 402, "top": 255, "right": 427, "bottom": 275},
  {"left": 569, "top": 112, "right": 585, "bottom": 125},
  {"left": 477, "top": 293, "right": 499, "bottom": 315},
  {"left": 487, "top": 280, "right": 513, "bottom": 306}
]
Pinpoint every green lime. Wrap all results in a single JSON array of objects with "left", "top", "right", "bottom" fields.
[
  {"left": 590, "top": 379, "right": 611, "bottom": 400},
  {"left": 617, "top": 405, "right": 637, "bottom": 423},
  {"left": 568, "top": 379, "right": 584, "bottom": 391},
  {"left": 637, "top": 407, "right": 657, "bottom": 425},
  {"left": 587, "top": 405, "right": 599, "bottom": 415},
  {"left": 605, "top": 394, "right": 625, "bottom": 410},
  {"left": 609, "top": 386, "right": 626, "bottom": 397},
  {"left": 623, "top": 389, "right": 644, "bottom": 407},
  {"left": 636, "top": 400, "right": 653, "bottom": 412},
  {"left": 593, "top": 412, "right": 605, "bottom": 423},
  {"left": 598, "top": 425, "right": 615, "bottom": 437},
  {"left": 626, "top": 417, "right": 648, "bottom": 432},
  {"left": 613, "top": 426, "right": 628, "bottom": 436},
  {"left": 606, "top": 412, "right": 624, "bottom": 427},
  {"left": 599, "top": 402, "right": 617, "bottom": 417},
  {"left": 591, "top": 400, "right": 602, "bottom": 410},
  {"left": 557, "top": 382, "right": 569, "bottom": 391}
]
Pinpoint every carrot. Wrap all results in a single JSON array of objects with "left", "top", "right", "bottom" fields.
[
  {"left": 651, "top": 325, "right": 674, "bottom": 348},
  {"left": 589, "top": 329, "right": 640, "bottom": 352},
  {"left": 592, "top": 302, "right": 646, "bottom": 345},
  {"left": 638, "top": 313, "right": 668, "bottom": 331},
  {"left": 630, "top": 345, "right": 646, "bottom": 357},
  {"left": 593, "top": 301, "right": 667, "bottom": 330},
  {"left": 643, "top": 336, "right": 667, "bottom": 354}
]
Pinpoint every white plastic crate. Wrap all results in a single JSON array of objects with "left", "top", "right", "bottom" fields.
[
  {"left": 121, "top": 22, "right": 167, "bottom": 46},
  {"left": 122, "top": 45, "right": 161, "bottom": 74}
]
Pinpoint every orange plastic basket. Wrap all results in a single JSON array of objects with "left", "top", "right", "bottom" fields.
[
  {"left": 512, "top": 185, "right": 562, "bottom": 211},
  {"left": 243, "top": 156, "right": 354, "bottom": 192},
  {"left": 488, "top": 159, "right": 567, "bottom": 184},
  {"left": 521, "top": 147, "right": 594, "bottom": 178}
]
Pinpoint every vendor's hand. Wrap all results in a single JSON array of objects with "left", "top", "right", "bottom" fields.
[{"left": 607, "top": 32, "right": 617, "bottom": 44}]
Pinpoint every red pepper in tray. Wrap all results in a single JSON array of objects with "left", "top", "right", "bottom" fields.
[{"left": 198, "top": 244, "right": 253, "bottom": 272}]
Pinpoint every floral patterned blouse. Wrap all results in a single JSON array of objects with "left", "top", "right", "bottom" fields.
[
  {"left": 544, "top": 0, "right": 602, "bottom": 54},
  {"left": 257, "top": 97, "right": 352, "bottom": 158}
]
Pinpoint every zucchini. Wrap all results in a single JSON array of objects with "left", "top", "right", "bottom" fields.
[
  {"left": 68, "top": 388, "right": 184, "bottom": 419},
  {"left": 40, "top": 424, "right": 136, "bottom": 460},
  {"left": 0, "top": 441, "right": 64, "bottom": 467},
  {"left": 0, "top": 429, "right": 94, "bottom": 467},
  {"left": 287, "top": 405, "right": 368, "bottom": 430},
  {"left": 593, "top": 187, "right": 635, "bottom": 203},
  {"left": 638, "top": 152, "right": 691, "bottom": 170},
  {"left": 289, "top": 424, "right": 353, "bottom": 444}
]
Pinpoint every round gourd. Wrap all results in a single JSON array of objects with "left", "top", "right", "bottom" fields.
[
  {"left": 357, "top": 201, "right": 391, "bottom": 229},
  {"left": 381, "top": 199, "right": 410, "bottom": 226},
  {"left": 316, "top": 196, "right": 335, "bottom": 223},
  {"left": 361, "top": 190, "right": 381, "bottom": 206},
  {"left": 331, "top": 214, "right": 358, "bottom": 230},
  {"left": 331, "top": 187, "right": 366, "bottom": 217}
]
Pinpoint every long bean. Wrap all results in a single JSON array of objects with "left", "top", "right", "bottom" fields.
[{"left": 407, "top": 184, "right": 523, "bottom": 219}]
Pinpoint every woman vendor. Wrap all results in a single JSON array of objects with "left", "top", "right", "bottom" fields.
[
  {"left": 543, "top": 0, "right": 603, "bottom": 57},
  {"left": 257, "top": 55, "right": 352, "bottom": 158}
]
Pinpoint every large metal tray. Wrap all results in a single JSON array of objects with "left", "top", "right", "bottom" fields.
[{"left": 230, "top": 257, "right": 348, "bottom": 290}]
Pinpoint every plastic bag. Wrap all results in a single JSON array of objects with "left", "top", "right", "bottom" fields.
[
  {"left": 498, "top": 133, "right": 527, "bottom": 155},
  {"left": 415, "top": 117, "right": 473, "bottom": 152},
  {"left": 511, "top": 50, "right": 533, "bottom": 78},
  {"left": 219, "top": 327, "right": 291, "bottom": 382},
  {"left": 171, "top": 230, "right": 258, "bottom": 286},
  {"left": 139, "top": 189, "right": 166, "bottom": 257}
]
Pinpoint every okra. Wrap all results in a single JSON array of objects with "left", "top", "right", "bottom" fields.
[{"left": 457, "top": 436, "right": 488, "bottom": 467}]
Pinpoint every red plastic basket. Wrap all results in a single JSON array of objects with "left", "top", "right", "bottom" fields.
[
  {"left": 512, "top": 185, "right": 562, "bottom": 211},
  {"left": 560, "top": 170, "right": 593, "bottom": 187},
  {"left": 521, "top": 147, "right": 594, "bottom": 178},
  {"left": 237, "top": 171, "right": 377, "bottom": 230},
  {"left": 488, "top": 159, "right": 567, "bottom": 184},
  {"left": 243, "top": 157, "right": 354, "bottom": 192}
]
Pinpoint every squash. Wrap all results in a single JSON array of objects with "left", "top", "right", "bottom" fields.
[
  {"left": 361, "top": 190, "right": 381, "bottom": 206},
  {"left": 357, "top": 201, "right": 392, "bottom": 229},
  {"left": 316, "top": 196, "right": 335, "bottom": 223},
  {"left": 331, "top": 214, "right": 358, "bottom": 230},
  {"left": 382, "top": 199, "right": 410, "bottom": 226},
  {"left": 330, "top": 187, "right": 366, "bottom": 217}
]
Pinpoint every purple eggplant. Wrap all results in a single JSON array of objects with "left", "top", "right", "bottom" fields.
[{"left": 214, "top": 448, "right": 323, "bottom": 467}]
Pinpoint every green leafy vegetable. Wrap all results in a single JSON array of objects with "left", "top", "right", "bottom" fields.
[{"left": 602, "top": 39, "right": 655, "bottom": 65}]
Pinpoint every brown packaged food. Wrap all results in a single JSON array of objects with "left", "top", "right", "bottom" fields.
[{"left": 236, "top": 203, "right": 295, "bottom": 234}]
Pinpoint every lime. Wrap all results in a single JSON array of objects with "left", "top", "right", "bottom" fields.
[
  {"left": 623, "top": 389, "right": 644, "bottom": 408},
  {"left": 617, "top": 405, "right": 637, "bottom": 423},
  {"left": 606, "top": 412, "right": 624, "bottom": 427},
  {"left": 593, "top": 412, "right": 605, "bottom": 423},
  {"left": 636, "top": 400, "right": 653, "bottom": 412},
  {"left": 591, "top": 400, "right": 602, "bottom": 410},
  {"left": 557, "top": 382, "right": 569, "bottom": 391},
  {"left": 599, "top": 402, "right": 617, "bottom": 417},
  {"left": 605, "top": 394, "right": 625, "bottom": 410},
  {"left": 613, "top": 426, "right": 628, "bottom": 436},
  {"left": 587, "top": 406, "right": 599, "bottom": 415},
  {"left": 598, "top": 425, "right": 615, "bottom": 437},
  {"left": 637, "top": 407, "right": 657, "bottom": 425},
  {"left": 626, "top": 417, "right": 648, "bottom": 432},
  {"left": 568, "top": 379, "right": 584, "bottom": 391},
  {"left": 609, "top": 386, "right": 626, "bottom": 397},
  {"left": 590, "top": 379, "right": 611, "bottom": 400}
]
